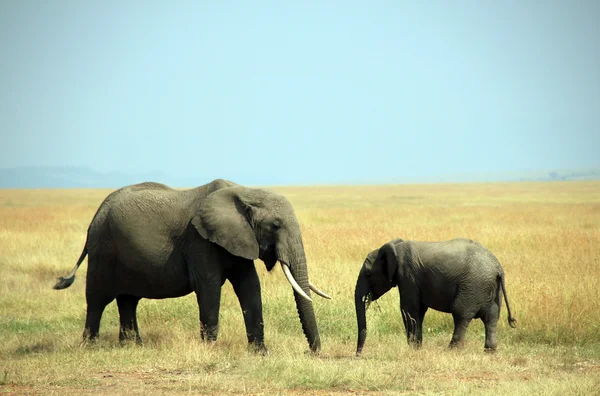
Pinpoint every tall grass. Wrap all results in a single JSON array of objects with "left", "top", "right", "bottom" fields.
[{"left": 1, "top": 182, "right": 599, "bottom": 394}]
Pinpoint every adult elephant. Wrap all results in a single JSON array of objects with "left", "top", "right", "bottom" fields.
[
  {"left": 54, "top": 179, "right": 329, "bottom": 353},
  {"left": 354, "top": 238, "right": 516, "bottom": 355}
]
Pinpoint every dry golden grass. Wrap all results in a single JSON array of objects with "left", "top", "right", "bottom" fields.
[{"left": 1, "top": 182, "right": 599, "bottom": 395}]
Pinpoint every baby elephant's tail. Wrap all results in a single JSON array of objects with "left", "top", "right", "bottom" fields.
[
  {"left": 500, "top": 273, "right": 517, "bottom": 328},
  {"left": 53, "top": 247, "right": 88, "bottom": 290}
]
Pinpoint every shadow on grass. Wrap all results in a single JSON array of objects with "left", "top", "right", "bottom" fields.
[
  {"left": 312, "top": 352, "right": 359, "bottom": 361},
  {"left": 10, "top": 334, "right": 132, "bottom": 358},
  {"left": 14, "top": 339, "right": 57, "bottom": 356}
]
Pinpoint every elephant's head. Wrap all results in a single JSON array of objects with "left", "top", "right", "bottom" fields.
[
  {"left": 354, "top": 239, "right": 403, "bottom": 356},
  {"left": 191, "top": 186, "right": 329, "bottom": 352}
]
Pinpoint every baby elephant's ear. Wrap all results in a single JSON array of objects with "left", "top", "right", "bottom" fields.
[
  {"left": 364, "top": 249, "right": 379, "bottom": 272},
  {"left": 377, "top": 241, "right": 399, "bottom": 286}
]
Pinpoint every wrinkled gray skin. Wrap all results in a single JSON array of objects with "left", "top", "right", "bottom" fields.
[
  {"left": 355, "top": 238, "right": 516, "bottom": 355},
  {"left": 54, "top": 179, "right": 322, "bottom": 353}
]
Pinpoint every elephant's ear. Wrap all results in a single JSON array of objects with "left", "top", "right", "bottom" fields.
[
  {"left": 377, "top": 241, "right": 400, "bottom": 286},
  {"left": 191, "top": 187, "right": 259, "bottom": 261}
]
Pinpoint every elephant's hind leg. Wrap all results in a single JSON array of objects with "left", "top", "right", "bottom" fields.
[
  {"left": 482, "top": 316, "right": 498, "bottom": 352},
  {"left": 117, "top": 294, "right": 142, "bottom": 344},
  {"left": 481, "top": 293, "right": 501, "bottom": 352},
  {"left": 449, "top": 313, "right": 472, "bottom": 349},
  {"left": 83, "top": 294, "right": 114, "bottom": 343},
  {"left": 83, "top": 254, "right": 117, "bottom": 343}
]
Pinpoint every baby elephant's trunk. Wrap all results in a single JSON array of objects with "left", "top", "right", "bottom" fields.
[{"left": 354, "top": 268, "right": 370, "bottom": 355}]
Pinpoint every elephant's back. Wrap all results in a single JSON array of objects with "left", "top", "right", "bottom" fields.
[
  {"left": 188, "top": 178, "right": 240, "bottom": 200},
  {"left": 92, "top": 188, "right": 187, "bottom": 262},
  {"left": 86, "top": 179, "right": 236, "bottom": 261},
  {"left": 109, "top": 188, "right": 193, "bottom": 238},
  {"left": 409, "top": 239, "right": 499, "bottom": 279},
  {"left": 88, "top": 182, "right": 175, "bottom": 228}
]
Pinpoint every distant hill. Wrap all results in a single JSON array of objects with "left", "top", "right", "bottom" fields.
[
  {"left": 416, "top": 168, "right": 600, "bottom": 184},
  {"left": 0, "top": 166, "right": 599, "bottom": 188}
]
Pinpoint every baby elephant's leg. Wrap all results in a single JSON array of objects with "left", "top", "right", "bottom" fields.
[
  {"left": 482, "top": 296, "right": 501, "bottom": 352},
  {"left": 449, "top": 313, "right": 472, "bottom": 349}
]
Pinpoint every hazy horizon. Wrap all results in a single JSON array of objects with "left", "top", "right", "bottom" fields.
[{"left": 1, "top": 2, "right": 599, "bottom": 186}]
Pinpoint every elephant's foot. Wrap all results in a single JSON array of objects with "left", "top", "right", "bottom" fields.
[
  {"left": 200, "top": 338, "right": 219, "bottom": 353},
  {"left": 484, "top": 346, "right": 497, "bottom": 354},
  {"left": 200, "top": 325, "right": 219, "bottom": 343},
  {"left": 448, "top": 341, "right": 465, "bottom": 350},
  {"left": 80, "top": 330, "right": 99, "bottom": 347},
  {"left": 201, "top": 337, "right": 218, "bottom": 345},
  {"left": 407, "top": 340, "right": 423, "bottom": 350},
  {"left": 119, "top": 329, "right": 142, "bottom": 346},
  {"left": 248, "top": 342, "right": 269, "bottom": 356}
]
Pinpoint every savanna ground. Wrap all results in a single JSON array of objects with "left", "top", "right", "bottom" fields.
[{"left": 1, "top": 181, "right": 599, "bottom": 395}]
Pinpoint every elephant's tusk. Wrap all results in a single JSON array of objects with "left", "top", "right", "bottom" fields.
[
  {"left": 309, "top": 282, "right": 332, "bottom": 300},
  {"left": 281, "top": 263, "right": 313, "bottom": 302}
]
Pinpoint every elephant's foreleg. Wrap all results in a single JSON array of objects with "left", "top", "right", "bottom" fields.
[
  {"left": 417, "top": 305, "right": 428, "bottom": 345},
  {"left": 117, "top": 294, "right": 142, "bottom": 344},
  {"left": 400, "top": 290, "right": 423, "bottom": 348},
  {"left": 196, "top": 283, "right": 222, "bottom": 342},
  {"left": 228, "top": 263, "right": 267, "bottom": 353},
  {"left": 400, "top": 306, "right": 421, "bottom": 347}
]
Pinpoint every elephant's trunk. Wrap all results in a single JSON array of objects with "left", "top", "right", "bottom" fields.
[
  {"left": 280, "top": 243, "right": 321, "bottom": 353},
  {"left": 355, "top": 267, "right": 370, "bottom": 356}
]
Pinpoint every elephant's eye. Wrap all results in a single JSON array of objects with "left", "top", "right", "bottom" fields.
[{"left": 272, "top": 219, "right": 281, "bottom": 230}]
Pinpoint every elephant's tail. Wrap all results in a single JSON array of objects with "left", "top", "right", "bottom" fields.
[
  {"left": 500, "top": 273, "right": 517, "bottom": 328},
  {"left": 53, "top": 246, "right": 88, "bottom": 290}
]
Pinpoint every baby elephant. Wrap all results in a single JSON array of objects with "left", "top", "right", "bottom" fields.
[{"left": 355, "top": 238, "right": 516, "bottom": 355}]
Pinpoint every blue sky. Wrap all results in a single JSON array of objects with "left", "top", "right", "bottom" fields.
[{"left": 1, "top": 1, "right": 599, "bottom": 185}]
